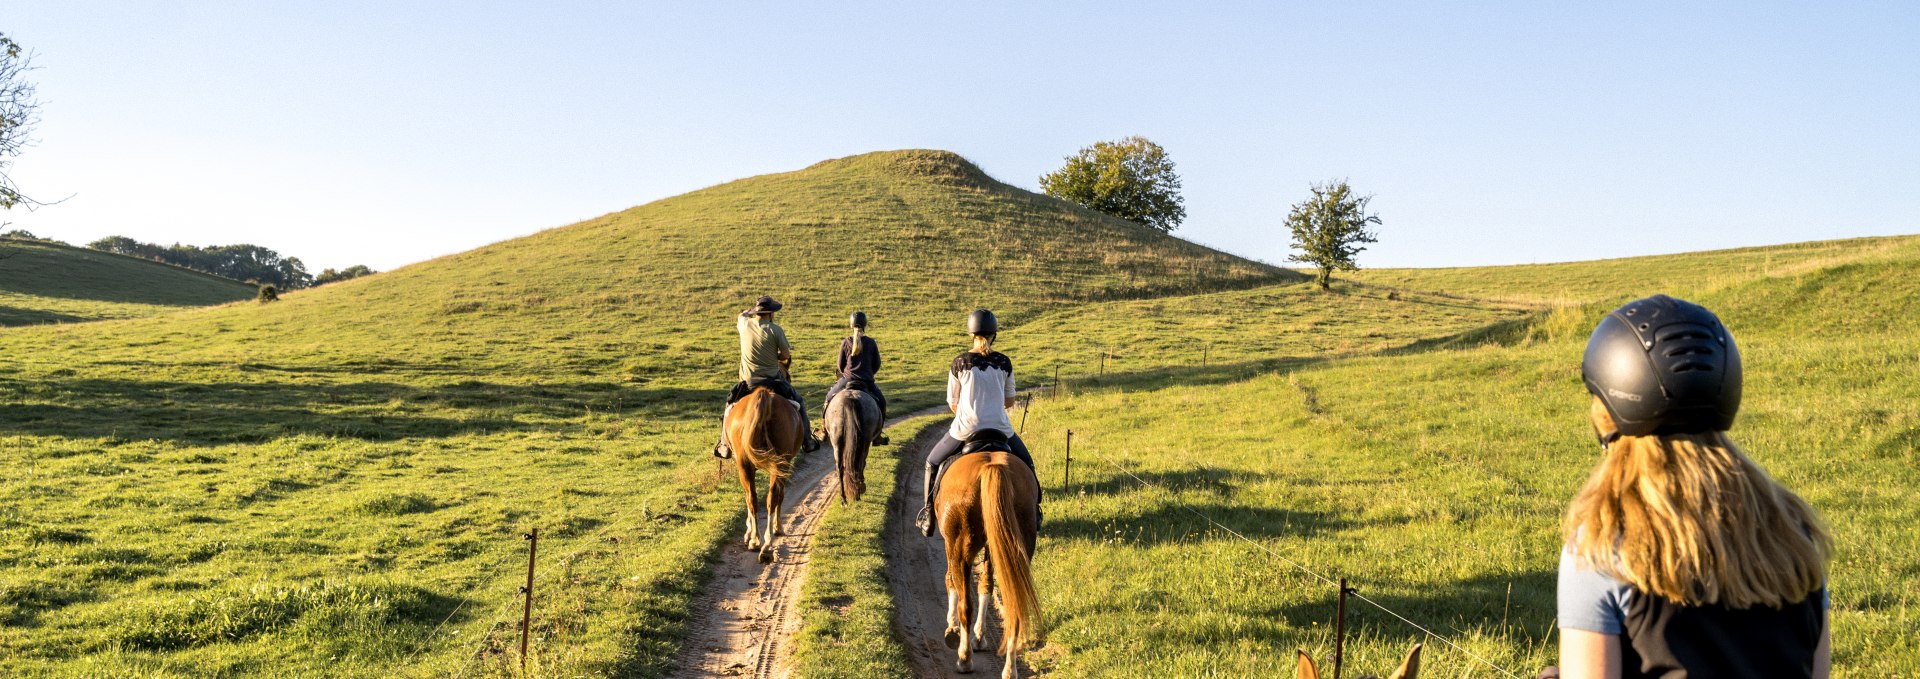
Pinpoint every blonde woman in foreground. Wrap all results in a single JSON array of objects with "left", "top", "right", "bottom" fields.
[{"left": 1558, "top": 295, "right": 1831, "bottom": 678}]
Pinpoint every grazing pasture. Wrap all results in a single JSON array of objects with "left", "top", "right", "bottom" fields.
[
  {"left": 0, "top": 239, "right": 255, "bottom": 325},
  {"left": 0, "top": 150, "right": 1290, "bottom": 677},
  {"left": 796, "top": 234, "right": 1920, "bottom": 678},
  {"left": 2, "top": 146, "right": 1912, "bottom": 676}
]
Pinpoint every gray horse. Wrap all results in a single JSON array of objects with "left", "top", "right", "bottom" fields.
[{"left": 823, "top": 388, "right": 883, "bottom": 504}]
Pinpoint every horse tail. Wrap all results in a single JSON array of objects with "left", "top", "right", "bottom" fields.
[
  {"left": 738, "top": 388, "right": 777, "bottom": 465},
  {"left": 979, "top": 462, "right": 1043, "bottom": 654}
]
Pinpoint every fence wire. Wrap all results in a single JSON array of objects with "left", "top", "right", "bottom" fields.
[{"left": 1081, "top": 451, "right": 1525, "bottom": 679}]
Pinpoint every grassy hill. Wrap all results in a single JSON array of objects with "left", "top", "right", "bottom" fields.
[
  {"left": 837, "top": 238, "right": 1920, "bottom": 676},
  {"left": 0, "top": 150, "right": 1299, "bottom": 677},
  {"left": 0, "top": 239, "right": 256, "bottom": 325},
  {"left": 3, "top": 146, "right": 1911, "bottom": 676}
]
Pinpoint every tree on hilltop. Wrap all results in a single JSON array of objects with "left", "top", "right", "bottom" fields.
[
  {"left": 1, "top": 33, "right": 43, "bottom": 210},
  {"left": 1039, "top": 136, "right": 1186, "bottom": 233},
  {"left": 313, "top": 264, "right": 375, "bottom": 286},
  {"left": 1285, "top": 179, "right": 1381, "bottom": 290}
]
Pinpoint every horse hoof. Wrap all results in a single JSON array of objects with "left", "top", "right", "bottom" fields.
[
  {"left": 972, "top": 636, "right": 989, "bottom": 652},
  {"left": 943, "top": 627, "right": 963, "bottom": 649},
  {"left": 758, "top": 548, "right": 774, "bottom": 564},
  {"left": 954, "top": 659, "right": 973, "bottom": 674}
]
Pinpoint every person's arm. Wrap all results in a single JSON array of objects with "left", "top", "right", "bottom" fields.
[
  {"left": 1003, "top": 365, "right": 1017, "bottom": 409},
  {"left": 836, "top": 338, "right": 849, "bottom": 376},
  {"left": 1813, "top": 612, "right": 1831, "bottom": 679},
  {"left": 871, "top": 338, "right": 881, "bottom": 374},
  {"left": 1557, "top": 629, "right": 1620, "bottom": 679},
  {"left": 946, "top": 370, "right": 960, "bottom": 413}
]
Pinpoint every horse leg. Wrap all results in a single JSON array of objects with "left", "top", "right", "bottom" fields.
[
  {"left": 973, "top": 555, "right": 993, "bottom": 651},
  {"left": 832, "top": 428, "right": 849, "bottom": 505},
  {"left": 759, "top": 474, "right": 782, "bottom": 563},
  {"left": 944, "top": 529, "right": 975, "bottom": 672},
  {"left": 1002, "top": 634, "right": 1021, "bottom": 679},
  {"left": 738, "top": 460, "right": 760, "bottom": 550}
]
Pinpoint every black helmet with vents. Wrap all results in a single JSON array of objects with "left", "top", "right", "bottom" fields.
[
  {"left": 967, "top": 308, "right": 998, "bottom": 337},
  {"left": 1581, "top": 295, "right": 1742, "bottom": 437}
]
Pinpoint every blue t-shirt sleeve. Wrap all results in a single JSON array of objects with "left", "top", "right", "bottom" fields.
[{"left": 1558, "top": 547, "right": 1634, "bottom": 634}]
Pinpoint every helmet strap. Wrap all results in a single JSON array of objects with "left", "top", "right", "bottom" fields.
[{"left": 1591, "top": 423, "right": 1622, "bottom": 452}]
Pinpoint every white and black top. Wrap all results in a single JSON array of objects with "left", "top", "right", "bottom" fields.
[
  {"left": 1558, "top": 548, "right": 1827, "bottom": 678},
  {"left": 947, "top": 351, "right": 1016, "bottom": 440}
]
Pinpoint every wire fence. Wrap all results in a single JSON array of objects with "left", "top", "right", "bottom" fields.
[{"left": 1078, "top": 447, "right": 1526, "bottom": 678}]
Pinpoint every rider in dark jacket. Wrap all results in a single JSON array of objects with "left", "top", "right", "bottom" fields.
[{"left": 820, "top": 311, "right": 889, "bottom": 445}]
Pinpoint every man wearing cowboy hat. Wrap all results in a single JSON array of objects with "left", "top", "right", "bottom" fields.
[{"left": 715, "top": 295, "right": 821, "bottom": 458}]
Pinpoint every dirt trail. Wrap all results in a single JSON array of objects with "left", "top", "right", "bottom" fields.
[
  {"left": 884, "top": 421, "right": 1024, "bottom": 679},
  {"left": 671, "top": 407, "right": 941, "bottom": 679}
]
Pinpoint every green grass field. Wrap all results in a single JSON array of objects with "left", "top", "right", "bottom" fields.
[
  {"left": 785, "top": 234, "right": 1919, "bottom": 678},
  {"left": 0, "top": 150, "right": 1292, "bottom": 677},
  {"left": 3, "top": 149, "right": 1914, "bottom": 676},
  {"left": 0, "top": 239, "right": 256, "bottom": 325}
]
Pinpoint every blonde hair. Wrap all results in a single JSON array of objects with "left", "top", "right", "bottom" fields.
[
  {"left": 1565, "top": 398, "right": 1831, "bottom": 608},
  {"left": 971, "top": 334, "right": 994, "bottom": 354},
  {"left": 849, "top": 326, "right": 865, "bottom": 356}
]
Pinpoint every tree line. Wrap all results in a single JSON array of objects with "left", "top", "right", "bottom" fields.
[{"left": 85, "top": 236, "right": 374, "bottom": 290}]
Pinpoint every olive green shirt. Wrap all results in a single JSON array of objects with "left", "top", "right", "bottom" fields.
[{"left": 737, "top": 313, "right": 791, "bottom": 382}]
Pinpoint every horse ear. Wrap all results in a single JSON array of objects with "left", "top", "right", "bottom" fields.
[
  {"left": 1386, "top": 643, "right": 1423, "bottom": 679},
  {"left": 1296, "top": 649, "right": 1321, "bottom": 679}
]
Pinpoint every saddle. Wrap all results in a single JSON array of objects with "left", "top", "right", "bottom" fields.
[
  {"left": 842, "top": 377, "right": 879, "bottom": 396},
  {"left": 933, "top": 430, "right": 1014, "bottom": 491},
  {"left": 959, "top": 429, "right": 1011, "bottom": 455}
]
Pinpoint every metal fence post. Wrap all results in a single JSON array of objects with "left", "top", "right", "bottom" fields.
[{"left": 521, "top": 528, "right": 538, "bottom": 671}]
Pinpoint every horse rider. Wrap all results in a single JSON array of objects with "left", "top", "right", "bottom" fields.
[
  {"left": 1557, "top": 295, "right": 1830, "bottom": 678},
  {"left": 714, "top": 295, "right": 821, "bottom": 459},
  {"left": 818, "top": 310, "right": 891, "bottom": 446},
  {"left": 917, "top": 308, "right": 1039, "bottom": 536}
]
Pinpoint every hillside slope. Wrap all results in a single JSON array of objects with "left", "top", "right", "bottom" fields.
[
  {"left": 1349, "top": 234, "right": 1920, "bottom": 306},
  {"left": 0, "top": 239, "right": 255, "bottom": 325},
  {"left": 0, "top": 150, "right": 1300, "bottom": 677},
  {"left": 978, "top": 244, "right": 1920, "bottom": 676}
]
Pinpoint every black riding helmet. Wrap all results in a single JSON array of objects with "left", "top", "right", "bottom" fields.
[
  {"left": 1581, "top": 295, "right": 1742, "bottom": 438},
  {"left": 967, "top": 308, "right": 998, "bottom": 337},
  {"left": 850, "top": 311, "right": 868, "bottom": 329}
]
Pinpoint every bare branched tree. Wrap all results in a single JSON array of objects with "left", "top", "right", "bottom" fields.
[{"left": 1, "top": 32, "right": 43, "bottom": 210}]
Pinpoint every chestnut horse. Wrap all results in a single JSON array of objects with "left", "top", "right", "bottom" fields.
[
  {"left": 935, "top": 451, "right": 1043, "bottom": 678},
  {"left": 726, "top": 386, "right": 805, "bottom": 563},
  {"left": 1297, "top": 643, "right": 1421, "bottom": 679}
]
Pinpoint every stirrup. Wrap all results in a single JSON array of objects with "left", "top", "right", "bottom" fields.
[
  {"left": 915, "top": 504, "right": 934, "bottom": 536},
  {"left": 874, "top": 432, "right": 891, "bottom": 445}
]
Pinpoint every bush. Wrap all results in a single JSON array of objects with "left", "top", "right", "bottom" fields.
[{"left": 257, "top": 284, "right": 279, "bottom": 303}]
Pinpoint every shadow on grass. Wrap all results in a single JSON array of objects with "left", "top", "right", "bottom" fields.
[
  {"left": 1059, "top": 465, "right": 1264, "bottom": 498},
  {"left": 0, "top": 306, "right": 93, "bottom": 326},
  {"left": 1045, "top": 500, "right": 1353, "bottom": 548},
  {"left": 0, "top": 377, "right": 725, "bottom": 444},
  {"left": 1271, "top": 568, "right": 1559, "bottom": 659}
]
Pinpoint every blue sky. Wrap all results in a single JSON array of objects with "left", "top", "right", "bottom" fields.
[{"left": 6, "top": 2, "right": 1916, "bottom": 272}]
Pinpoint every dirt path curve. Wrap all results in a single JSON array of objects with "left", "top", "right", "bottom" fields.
[
  {"left": 672, "top": 407, "right": 944, "bottom": 679},
  {"left": 884, "top": 419, "right": 1024, "bottom": 679}
]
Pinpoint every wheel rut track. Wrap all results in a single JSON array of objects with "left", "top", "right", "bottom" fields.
[
  {"left": 672, "top": 407, "right": 945, "bottom": 679},
  {"left": 883, "top": 420, "right": 1030, "bottom": 679}
]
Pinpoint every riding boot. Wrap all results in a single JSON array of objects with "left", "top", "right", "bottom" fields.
[
  {"left": 797, "top": 404, "right": 822, "bottom": 453},
  {"left": 713, "top": 409, "right": 733, "bottom": 459},
  {"left": 916, "top": 462, "right": 937, "bottom": 536},
  {"left": 872, "top": 405, "right": 891, "bottom": 445}
]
